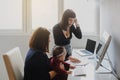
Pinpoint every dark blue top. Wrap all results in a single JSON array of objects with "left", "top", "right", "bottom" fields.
[
  {"left": 24, "top": 48, "right": 52, "bottom": 80},
  {"left": 53, "top": 24, "right": 82, "bottom": 46}
]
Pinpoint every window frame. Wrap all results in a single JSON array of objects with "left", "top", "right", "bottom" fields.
[
  {"left": 0, "top": 0, "right": 27, "bottom": 35},
  {"left": 0, "top": 0, "right": 100, "bottom": 36}
]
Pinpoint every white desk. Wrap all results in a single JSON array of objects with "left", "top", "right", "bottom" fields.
[
  {"left": 67, "top": 49, "right": 96, "bottom": 80},
  {"left": 67, "top": 49, "right": 118, "bottom": 80}
]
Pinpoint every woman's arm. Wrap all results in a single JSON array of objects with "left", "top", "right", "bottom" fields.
[
  {"left": 72, "top": 25, "right": 82, "bottom": 38},
  {"left": 71, "top": 19, "right": 82, "bottom": 39},
  {"left": 68, "top": 56, "right": 80, "bottom": 63}
]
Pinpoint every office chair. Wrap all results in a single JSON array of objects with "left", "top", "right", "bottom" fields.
[{"left": 2, "top": 47, "right": 24, "bottom": 80}]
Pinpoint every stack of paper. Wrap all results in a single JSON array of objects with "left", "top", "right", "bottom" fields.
[{"left": 72, "top": 66, "right": 86, "bottom": 76}]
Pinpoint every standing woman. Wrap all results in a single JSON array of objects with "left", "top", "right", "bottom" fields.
[
  {"left": 53, "top": 9, "right": 82, "bottom": 62},
  {"left": 24, "top": 27, "right": 56, "bottom": 80}
]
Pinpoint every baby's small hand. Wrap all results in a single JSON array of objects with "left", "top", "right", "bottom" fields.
[
  {"left": 70, "top": 65, "right": 75, "bottom": 69},
  {"left": 67, "top": 71, "right": 72, "bottom": 74}
]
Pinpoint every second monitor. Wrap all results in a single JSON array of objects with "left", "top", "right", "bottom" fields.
[{"left": 95, "top": 31, "right": 112, "bottom": 70}]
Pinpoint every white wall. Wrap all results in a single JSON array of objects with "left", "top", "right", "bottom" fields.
[{"left": 100, "top": 0, "right": 120, "bottom": 77}]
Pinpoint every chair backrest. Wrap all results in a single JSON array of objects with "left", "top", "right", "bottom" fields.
[{"left": 2, "top": 47, "right": 24, "bottom": 80}]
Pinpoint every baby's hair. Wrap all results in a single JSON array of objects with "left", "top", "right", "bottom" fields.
[{"left": 53, "top": 46, "right": 65, "bottom": 58}]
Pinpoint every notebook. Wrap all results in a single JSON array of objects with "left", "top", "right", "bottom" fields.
[{"left": 79, "top": 39, "right": 96, "bottom": 56}]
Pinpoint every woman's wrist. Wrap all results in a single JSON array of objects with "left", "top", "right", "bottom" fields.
[
  {"left": 75, "top": 24, "right": 79, "bottom": 27},
  {"left": 68, "top": 56, "right": 80, "bottom": 63},
  {"left": 68, "top": 56, "right": 72, "bottom": 60}
]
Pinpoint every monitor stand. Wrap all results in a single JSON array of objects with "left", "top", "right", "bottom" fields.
[{"left": 95, "top": 53, "right": 120, "bottom": 80}]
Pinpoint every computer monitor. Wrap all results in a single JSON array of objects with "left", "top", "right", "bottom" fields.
[
  {"left": 95, "top": 31, "right": 112, "bottom": 70},
  {"left": 96, "top": 40, "right": 104, "bottom": 59}
]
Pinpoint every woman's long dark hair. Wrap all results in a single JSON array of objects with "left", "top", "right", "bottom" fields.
[
  {"left": 29, "top": 27, "right": 50, "bottom": 52},
  {"left": 60, "top": 9, "right": 76, "bottom": 30}
]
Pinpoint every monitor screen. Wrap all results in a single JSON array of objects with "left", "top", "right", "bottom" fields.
[
  {"left": 96, "top": 40, "right": 105, "bottom": 59},
  {"left": 86, "top": 39, "right": 96, "bottom": 53},
  {"left": 95, "top": 32, "right": 112, "bottom": 70}
]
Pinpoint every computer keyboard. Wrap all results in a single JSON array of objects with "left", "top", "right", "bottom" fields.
[
  {"left": 72, "top": 66, "right": 86, "bottom": 76},
  {"left": 74, "top": 49, "right": 93, "bottom": 56}
]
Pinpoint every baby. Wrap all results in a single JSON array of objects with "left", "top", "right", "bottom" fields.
[{"left": 50, "top": 46, "right": 75, "bottom": 80}]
